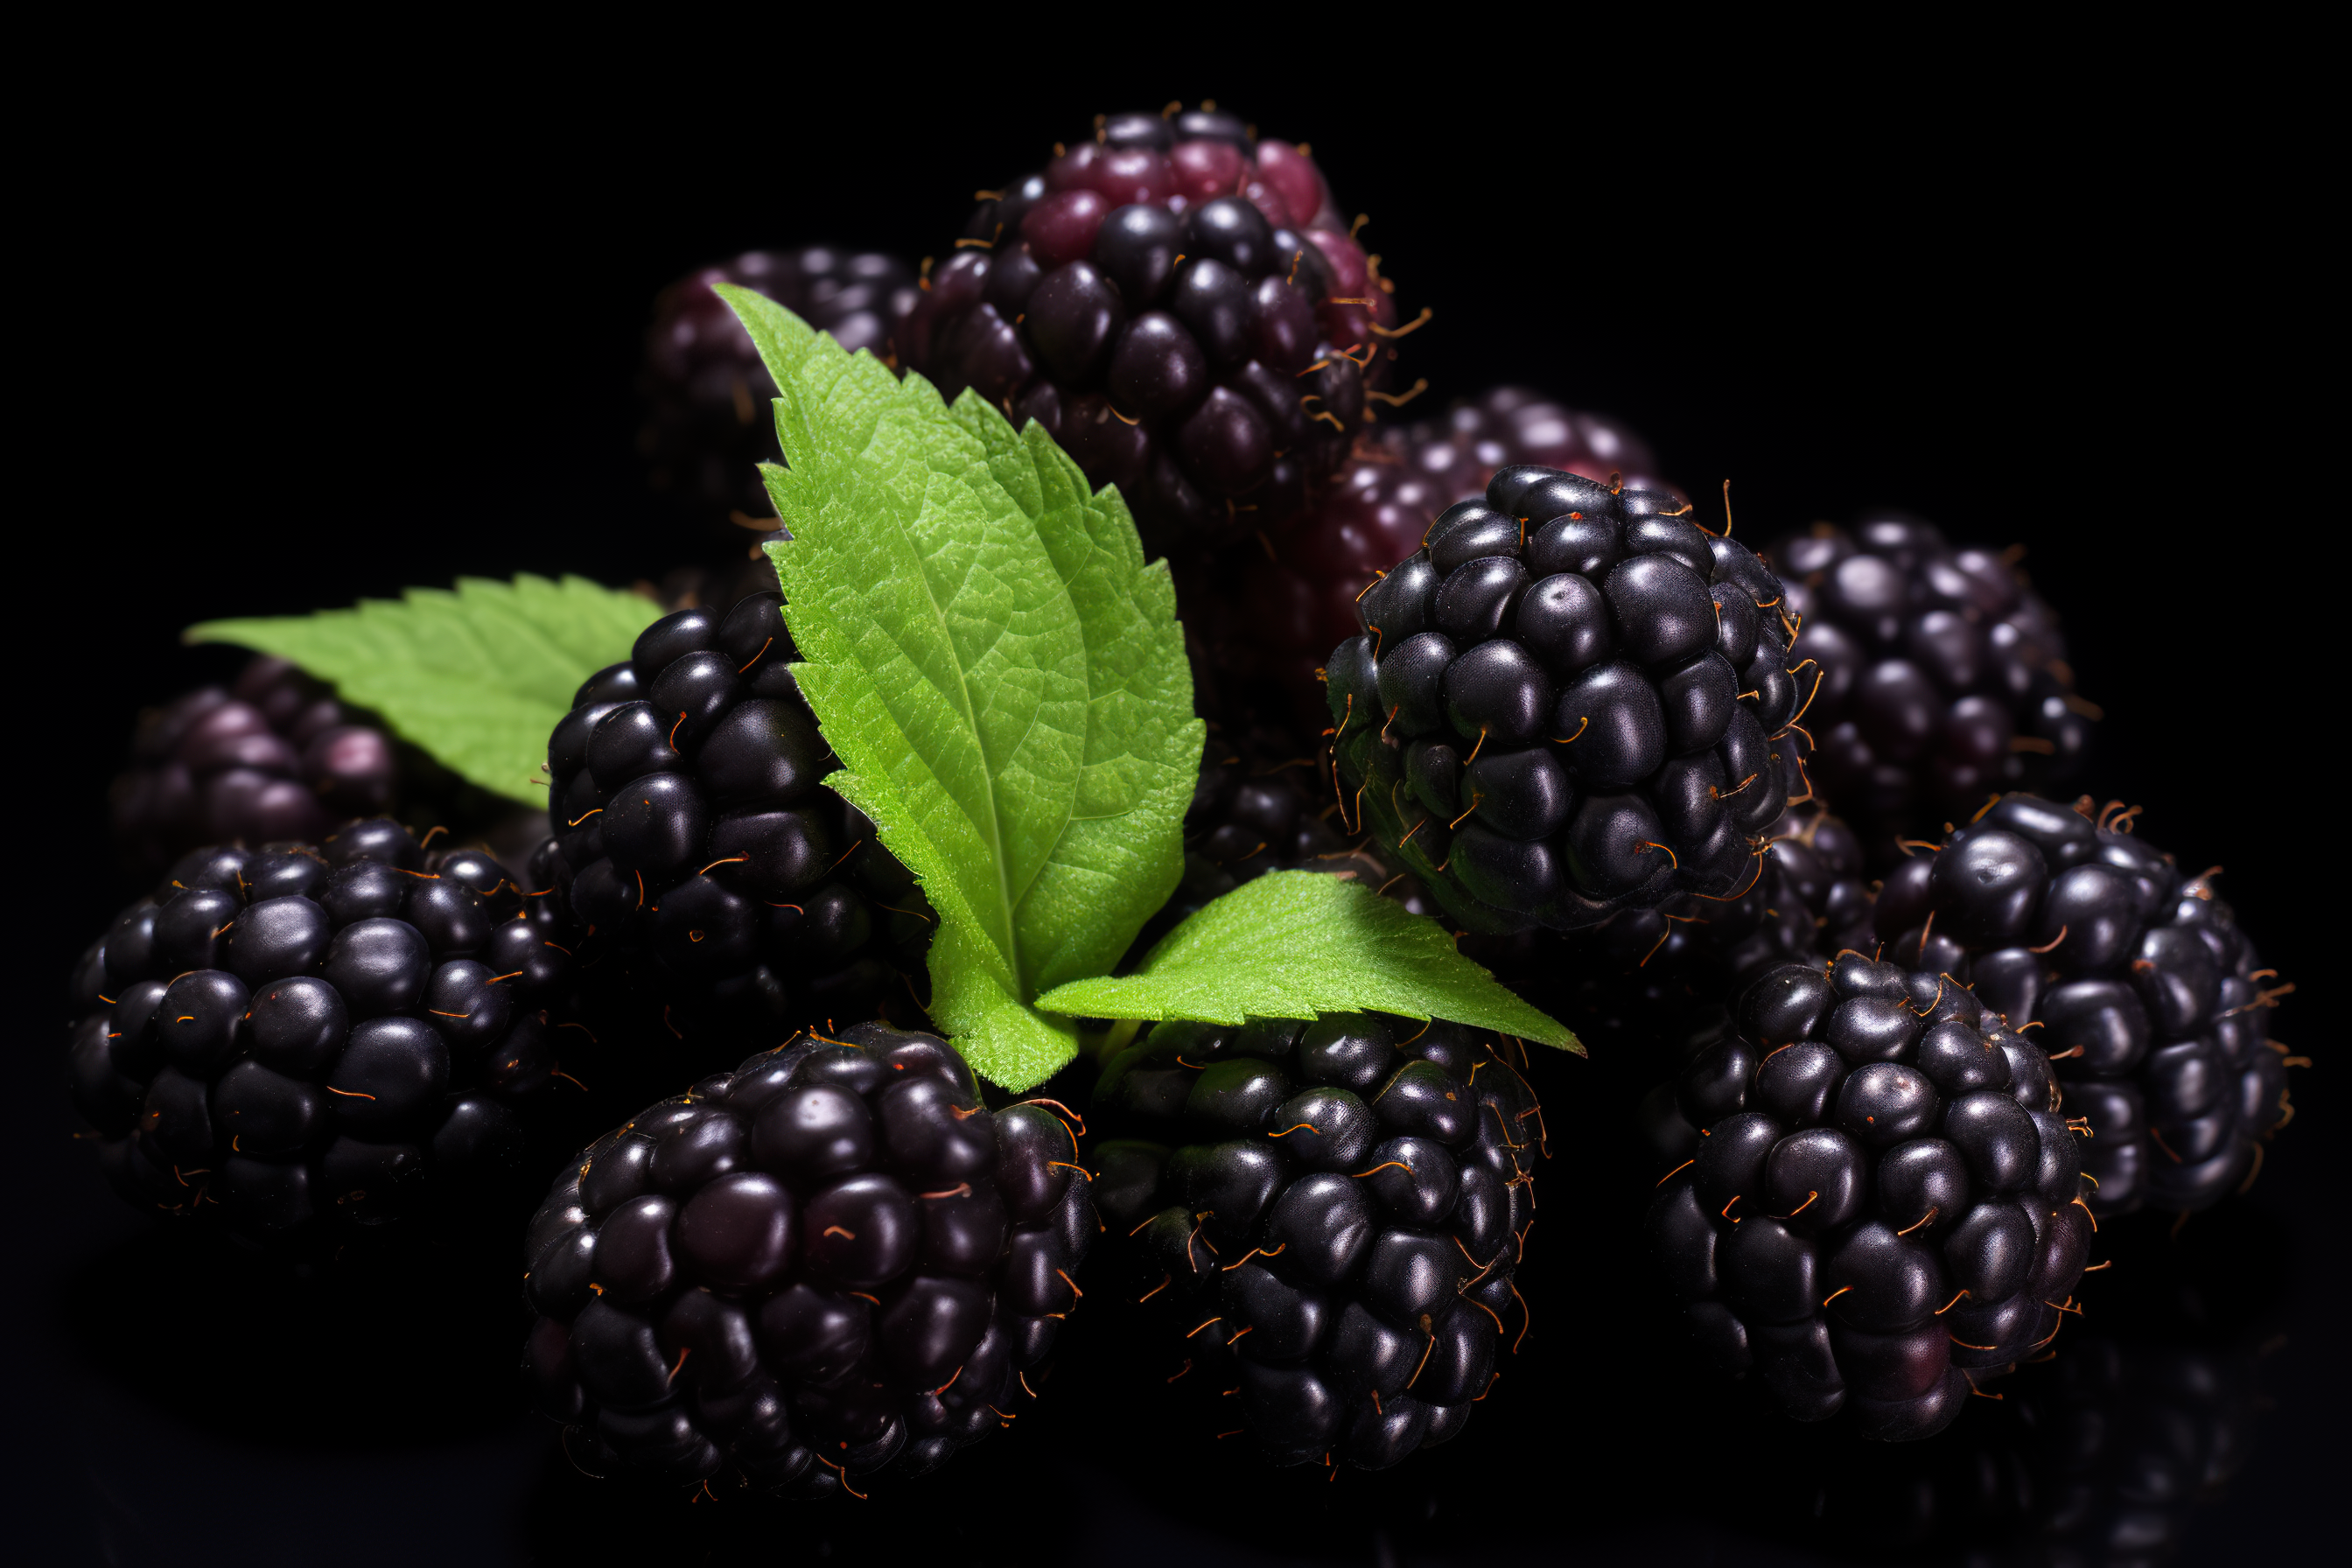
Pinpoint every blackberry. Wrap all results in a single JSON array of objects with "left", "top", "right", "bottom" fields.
[
  {"left": 65, "top": 818, "right": 577, "bottom": 1240},
  {"left": 1646, "top": 953, "right": 2096, "bottom": 1439},
  {"left": 897, "top": 105, "right": 1399, "bottom": 552},
  {"left": 520, "top": 1023, "right": 1093, "bottom": 1493},
  {"left": 545, "top": 600, "right": 926, "bottom": 1054},
  {"left": 1554, "top": 802, "right": 1877, "bottom": 1063},
  {"left": 1767, "top": 516, "right": 2096, "bottom": 855},
  {"left": 1870, "top": 794, "right": 2295, "bottom": 1216},
  {"left": 1324, "top": 465, "right": 1803, "bottom": 933},
  {"left": 1217, "top": 387, "right": 1670, "bottom": 708},
  {"left": 641, "top": 247, "right": 920, "bottom": 521},
  {"left": 110, "top": 655, "right": 398, "bottom": 878},
  {"left": 1088, "top": 1013, "right": 1543, "bottom": 1469}
]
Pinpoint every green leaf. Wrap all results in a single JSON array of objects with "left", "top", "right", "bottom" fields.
[
  {"left": 720, "top": 284, "right": 1202, "bottom": 1092},
  {"left": 186, "top": 575, "right": 661, "bottom": 806},
  {"left": 1033, "top": 871, "right": 1580, "bottom": 1052}
]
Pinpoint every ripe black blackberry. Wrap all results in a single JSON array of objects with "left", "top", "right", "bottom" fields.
[
  {"left": 1647, "top": 953, "right": 2096, "bottom": 1439},
  {"left": 111, "top": 655, "right": 399, "bottom": 878},
  {"left": 1767, "top": 516, "right": 2096, "bottom": 855},
  {"left": 1870, "top": 794, "right": 2295, "bottom": 1216},
  {"left": 898, "top": 105, "right": 1400, "bottom": 552},
  {"left": 641, "top": 246, "right": 920, "bottom": 521},
  {"left": 66, "top": 818, "right": 578, "bottom": 1240},
  {"left": 520, "top": 1024, "right": 1093, "bottom": 1493},
  {"left": 546, "top": 599, "right": 926, "bottom": 1053},
  {"left": 1088, "top": 1013, "right": 1543, "bottom": 1469},
  {"left": 1217, "top": 386, "right": 1670, "bottom": 711},
  {"left": 1325, "top": 466, "right": 1803, "bottom": 933}
]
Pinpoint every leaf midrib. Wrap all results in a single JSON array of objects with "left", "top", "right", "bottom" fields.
[{"left": 872, "top": 411, "right": 1023, "bottom": 990}]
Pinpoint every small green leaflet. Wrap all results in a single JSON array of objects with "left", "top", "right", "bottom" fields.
[
  {"left": 1035, "top": 872, "right": 1578, "bottom": 1052},
  {"left": 187, "top": 575, "right": 661, "bottom": 806},
  {"left": 719, "top": 284, "right": 1202, "bottom": 1093}
]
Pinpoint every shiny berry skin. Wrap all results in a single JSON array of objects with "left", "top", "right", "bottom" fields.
[
  {"left": 1867, "top": 794, "right": 2296, "bottom": 1217},
  {"left": 1089, "top": 1012, "right": 1542, "bottom": 1470},
  {"left": 1208, "top": 385, "right": 1670, "bottom": 716},
  {"left": 545, "top": 601, "right": 924, "bottom": 1051},
  {"left": 522, "top": 1023, "right": 1093, "bottom": 1494},
  {"left": 66, "top": 820, "right": 574, "bottom": 1242},
  {"left": 1766, "top": 517, "right": 2095, "bottom": 852},
  {"left": 1646, "top": 956, "right": 2095, "bottom": 1439},
  {"left": 641, "top": 246, "right": 920, "bottom": 518},
  {"left": 1329, "top": 465, "right": 1801, "bottom": 934},
  {"left": 109, "top": 655, "right": 399, "bottom": 876},
  {"left": 901, "top": 107, "right": 1397, "bottom": 553}
]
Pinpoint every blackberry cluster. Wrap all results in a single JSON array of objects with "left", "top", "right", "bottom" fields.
[
  {"left": 1648, "top": 954, "right": 2095, "bottom": 1439},
  {"left": 66, "top": 818, "right": 576, "bottom": 1240},
  {"left": 521, "top": 1024, "right": 1092, "bottom": 1493},
  {"left": 640, "top": 246, "right": 920, "bottom": 519},
  {"left": 1872, "top": 794, "right": 2294, "bottom": 1215},
  {"left": 898, "top": 105, "right": 1398, "bottom": 550},
  {"left": 1325, "top": 466, "right": 1802, "bottom": 933},
  {"left": 1218, "top": 387, "right": 1670, "bottom": 705},
  {"left": 547, "top": 598, "right": 928, "bottom": 1053},
  {"left": 1088, "top": 1013, "right": 1542, "bottom": 1469},
  {"left": 111, "top": 655, "right": 398, "bottom": 878},
  {"left": 1768, "top": 517, "right": 2095, "bottom": 853}
]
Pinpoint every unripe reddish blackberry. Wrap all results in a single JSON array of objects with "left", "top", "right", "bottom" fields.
[
  {"left": 1326, "top": 466, "right": 1803, "bottom": 933},
  {"left": 1648, "top": 954, "right": 2096, "bottom": 1439},
  {"left": 65, "top": 819, "right": 578, "bottom": 1241},
  {"left": 546, "top": 601, "right": 925, "bottom": 1053},
  {"left": 1088, "top": 1013, "right": 1543, "bottom": 1469},
  {"left": 1216, "top": 387, "right": 1670, "bottom": 706},
  {"left": 520, "top": 1024, "right": 1093, "bottom": 1493},
  {"left": 898, "top": 106, "right": 1401, "bottom": 553},
  {"left": 1869, "top": 794, "right": 2295, "bottom": 1216},
  {"left": 111, "top": 655, "right": 398, "bottom": 878},
  {"left": 1766, "top": 517, "right": 2096, "bottom": 854},
  {"left": 640, "top": 247, "right": 920, "bottom": 520}
]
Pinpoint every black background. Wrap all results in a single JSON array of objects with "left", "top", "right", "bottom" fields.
[{"left": 12, "top": 46, "right": 2331, "bottom": 1565}]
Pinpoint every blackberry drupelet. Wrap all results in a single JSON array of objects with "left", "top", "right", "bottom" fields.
[
  {"left": 1088, "top": 1013, "right": 1543, "bottom": 1469},
  {"left": 1767, "top": 516, "right": 2096, "bottom": 855},
  {"left": 1325, "top": 466, "right": 1804, "bottom": 933},
  {"left": 1870, "top": 794, "right": 2295, "bottom": 1215},
  {"left": 520, "top": 1024, "right": 1093, "bottom": 1493},
  {"left": 66, "top": 818, "right": 577, "bottom": 1240},
  {"left": 1222, "top": 387, "right": 1670, "bottom": 707},
  {"left": 641, "top": 246, "right": 920, "bottom": 520},
  {"left": 1647, "top": 953, "right": 2096, "bottom": 1439},
  {"left": 545, "top": 599, "right": 925, "bottom": 1053},
  {"left": 898, "top": 105, "right": 1400, "bottom": 552},
  {"left": 111, "top": 655, "right": 398, "bottom": 878}
]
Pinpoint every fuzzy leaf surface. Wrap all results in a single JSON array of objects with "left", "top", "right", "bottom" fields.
[
  {"left": 1035, "top": 871, "right": 1579, "bottom": 1050},
  {"left": 722, "top": 284, "right": 1200, "bottom": 1090},
  {"left": 186, "top": 575, "right": 659, "bottom": 804}
]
